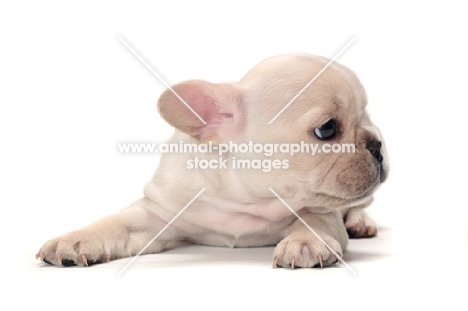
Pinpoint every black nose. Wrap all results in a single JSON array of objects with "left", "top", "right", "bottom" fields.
[{"left": 366, "top": 140, "right": 383, "bottom": 163}]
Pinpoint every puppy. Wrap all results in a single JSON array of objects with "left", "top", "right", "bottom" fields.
[{"left": 37, "top": 53, "right": 388, "bottom": 268}]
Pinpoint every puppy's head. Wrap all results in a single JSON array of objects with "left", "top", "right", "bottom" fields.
[{"left": 158, "top": 54, "right": 388, "bottom": 209}]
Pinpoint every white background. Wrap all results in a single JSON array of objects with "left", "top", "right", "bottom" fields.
[{"left": 1, "top": 1, "right": 467, "bottom": 310}]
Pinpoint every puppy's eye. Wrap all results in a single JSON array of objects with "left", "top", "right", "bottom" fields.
[{"left": 314, "top": 119, "right": 337, "bottom": 140}]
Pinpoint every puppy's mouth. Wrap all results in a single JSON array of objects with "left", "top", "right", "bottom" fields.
[
  {"left": 318, "top": 166, "right": 382, "bottom": 206},
  {"left": 323, "top": 179, "right": 379, "bottom": 201},
  {"left": 378, "top": 161, "right": 387, "bottom": 183},
  {"left": 355, "top": 163, "right": 384, "bottom": 199}
]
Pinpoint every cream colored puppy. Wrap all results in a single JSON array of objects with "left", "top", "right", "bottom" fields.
[{"left": 37, "top": 54, "right": 388, "bottom": 268}]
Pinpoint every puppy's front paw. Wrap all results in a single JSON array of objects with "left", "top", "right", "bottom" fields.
[
  {"left": 344, "top": 208, "right": 378, "bottom": 239},
  {"left": 36, "top": 231, "right": 111, "bottom": 267},
  {"left": 273, "top": 233, "right": 342, "bottom": 268}
]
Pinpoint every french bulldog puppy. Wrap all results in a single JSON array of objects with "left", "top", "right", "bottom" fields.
[{"left": 37, "top": 53, "right": 388, "bottom": 268}]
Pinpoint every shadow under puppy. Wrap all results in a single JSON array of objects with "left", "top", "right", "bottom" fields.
[{"left": 37, "top": 53, "right": 388, "bottom": 268}]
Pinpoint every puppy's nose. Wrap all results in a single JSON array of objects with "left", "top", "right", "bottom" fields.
[{"left": 366, "top": 140, "right": 383, "bottom": 163}]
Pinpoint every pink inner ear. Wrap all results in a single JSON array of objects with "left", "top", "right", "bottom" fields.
[
  {"left": 159, "top": 81, "right": 242, "bottom": 141},
  {"left": 184, "top": 89, "right": 225, "bottom": 140}
]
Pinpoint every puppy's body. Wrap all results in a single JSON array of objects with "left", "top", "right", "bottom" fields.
[{"left": 37, "top": 54, "right": 388, "bottom": 268}]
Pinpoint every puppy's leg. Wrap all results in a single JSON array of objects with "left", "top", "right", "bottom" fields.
[
  {"left": 36, "top": 198, "right": 181, "bottom": 266},
  {"left": 343, "top": 198, "right": 378, "bottom": 238},
  {"left": 273, "top": 211, "right": 348, "bottom": 268}
]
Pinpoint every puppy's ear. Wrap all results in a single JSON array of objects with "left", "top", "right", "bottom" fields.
[{"left": 158, "top": 80, "right": 244, "bottom": 142}]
